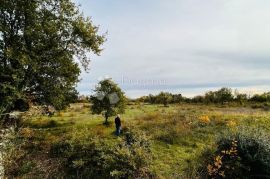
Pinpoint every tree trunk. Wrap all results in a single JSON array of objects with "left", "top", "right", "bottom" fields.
[
  {"left": 105, "top": 116, "right": 108, "bottom": 124},
  {"left": 104, "top": 111, "right": 109, "bottom": 125}
]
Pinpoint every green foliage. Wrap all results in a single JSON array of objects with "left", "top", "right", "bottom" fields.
[
  {"left": 156, "top": 92, "right": 173, "bottom": 106},
  {"left": 50, "top": 129, "right": 153, "bottom": 178},
  {"left": 203, "top": 127, "right": 270, "bottom": 178},
  {"left": 50, "top": 141, "right": 72, "bottom": 157},
  {"left": 250, "top": 92, "right": 270, "bottom": 103},
  {"left": 0, "top": 0, "right": 105, "bottom": 114},
  {"left": 90, "top": 79, "right": 126, "bottom": 123},
  {"left": 251, "top": 102, "right": 270, "bottom": 111},
  {"left": 18, "top": 161, "right": 35, "bottom": 175},
  {"left": 204, "top": 88, "right": 234, "bottom": 104},
  {"left": 105, "top": 129, "right": 153, "bottom": 178},
  {"left": 136, "top": 88, "right": 270, "bottom": 106},
  {"left": 141, "top": 92, "right": 183, "bottom": 105},
  {"left": 235, "top": 92, "right": 248, "bottom": 105}
]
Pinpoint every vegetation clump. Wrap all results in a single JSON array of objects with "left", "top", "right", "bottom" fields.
[
  {"left": 202, "top": 127, "right": 270, "bottom": 178},
  {"left": 50, "top": 128, "right": 153, "bottom": 178}
]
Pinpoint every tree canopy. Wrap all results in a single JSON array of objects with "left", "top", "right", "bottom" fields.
[
  {"left": 0, "top": 0, "right": 105, "bottom": 114},
  {"left": 90, "top": 79, "right": 126, "bottom": 124}
]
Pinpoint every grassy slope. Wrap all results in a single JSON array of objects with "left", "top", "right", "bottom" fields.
[{"left": 22, "top": 103, "right": 270, "bottom": 178}]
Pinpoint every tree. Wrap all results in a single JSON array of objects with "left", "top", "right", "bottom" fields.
[
  {"left": 205, "top": 91, "right": 216, "bottom": 104},
  {"left": 192, "top": 95, "right": 204, "bottom": 103},
  {"left": 234, "top": 90, "right": 248, "bottom": 105},
  {"left": 0, "top": 0, "right": 105, "bottom": 115},
  {"left": 171, "top": 93, "right": 183, "bottom": 103},
  {"left": 204, "top": 88, "right": 234, "bottom": 104},
  {"left": 90, "top": 79, "right": 126, "bottom": 124},
  {"left": 215, "top": 88, "right": 234, "bottom": 104},
  {"left": 146, "top": 94, "right": 156, "bottom": 104},
  {"left": 250, "top": 92, "right": 270, "bottom": 103},
  {"left": 156, "top": 92, "right": 172, "bottom": 106}
]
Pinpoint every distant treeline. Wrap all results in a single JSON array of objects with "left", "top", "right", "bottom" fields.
[{"left": 134, "top": 88, "right": 270, "bottom": 106}]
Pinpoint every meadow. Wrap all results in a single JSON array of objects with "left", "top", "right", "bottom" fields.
[
  {"left": 4, "top": 103, "right": 270, "bottom": 178},
  {"left": 2, "top": 1, "right": 270, "bottom": 178}
]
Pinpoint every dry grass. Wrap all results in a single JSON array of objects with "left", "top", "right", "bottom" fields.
[{"left": 8, "top": 103, "right": 270, "bottom": 178}]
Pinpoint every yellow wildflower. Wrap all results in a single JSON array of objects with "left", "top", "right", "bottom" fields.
[{"left": 199, "top": 115, "right": 211, "bottom": 124}]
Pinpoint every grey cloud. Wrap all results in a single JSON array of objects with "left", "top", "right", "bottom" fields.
[{"left": 74, "top": 0, "right": 270, "bottom": 97}]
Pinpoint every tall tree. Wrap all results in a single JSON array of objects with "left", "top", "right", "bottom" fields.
[
  {"left": 91, "top": 79, "right": 126, "bottom": 124},
  {"left": 0, "top": 0, "right": 105, "bottom": 114}
]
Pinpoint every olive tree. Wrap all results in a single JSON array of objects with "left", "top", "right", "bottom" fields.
[{"left": 90, "top": 79, "right": 126, "bottom": 124}]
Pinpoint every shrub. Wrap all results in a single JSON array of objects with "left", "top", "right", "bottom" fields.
[
  {"left": 107, "top": 129, "right": 153, "bottom": 178},
  {"left": 250, "top": 103, "right": 270, "bottom": 111},
  {"left": 50, "top": 141, "right": 72, "bottom": 157},
  {"left": 19, "top": 128, "right": 35, "bottom": 139},
  {"left": 49, "top": 129, "right": 153, "bottom": 178},
  {"left": 18, "top": 161, "right": 35, "bottom": 175},
  {"left": 198, "top": 115, "right": 211, "bottom": 125},
  {"left": 202, "top": 127, "right": 270, "bottom": 178}
]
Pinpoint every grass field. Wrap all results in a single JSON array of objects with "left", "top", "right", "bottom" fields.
[{"left": 10, "top": 103, "right": 269, "bottom": 178}]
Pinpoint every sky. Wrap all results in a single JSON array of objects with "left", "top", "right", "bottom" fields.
[{"left": 74, "top": 0, "right": 270, "bottom": 98}]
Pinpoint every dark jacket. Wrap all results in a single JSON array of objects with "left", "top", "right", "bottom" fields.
[{"left": 115, "top": 117, "right": 121, "bottom": 128}]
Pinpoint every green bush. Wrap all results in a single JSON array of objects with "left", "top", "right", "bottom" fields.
[
  {"left": 50, "top": 129, "right": 153, "bottom": 178},
  {"left": 250, "top": 102, "right": 270, "bottom": 111},
  {"left": 202, "top": 127, "right": 270, "bottom": 178},
  {"left": 108, "top": 129, "right": 153, "bottom": 178},
  {"left": 50, "top": 141, "right": 72, "bottom": 157},
  {"left": 18, "top": 161, "right": 35, "bottom": 175}
]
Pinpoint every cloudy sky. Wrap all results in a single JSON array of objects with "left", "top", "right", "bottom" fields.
[{"left": 74, "top": 0, "right": 270, "bottom": 98}]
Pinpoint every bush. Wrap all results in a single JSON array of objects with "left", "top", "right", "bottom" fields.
[
  {"left": 202, "top": 127, "right": 270, "bottom": 178},
  {"left": 107, "top": 129, "right": 153, "bottom": 178},
  {"left": 50, "top": 141, "right": 72, "bottom": 157},
  {"left": 198, "top": 115, "right": 211, "bottom": 125},
  {"left": 18, "top": 161, "right": 35, "bottom": 175},
  {"left": 1, "top": 128, "right": 28, "bottom": 177},
  {"left": 50, "top": 129, "right": 153, "bottom": 178}
]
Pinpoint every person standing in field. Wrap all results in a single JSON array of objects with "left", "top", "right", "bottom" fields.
[{"left": 115, "top": 114, "right": 121, "bottom": 136}]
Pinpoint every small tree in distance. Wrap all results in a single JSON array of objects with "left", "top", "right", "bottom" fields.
[
  {"left": 90, "top": 79, "right": 126, "bottom": 124},
  {"left": 157, "top": 92, "right": 172, "bottom": 107}
]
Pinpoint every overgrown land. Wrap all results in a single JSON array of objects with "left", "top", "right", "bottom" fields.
[
  {"left": 1, "top": 0, "right": 270, "bottom": 178},
  {"left": 2, "top": 101, "right": 270, "bottom": 178}
]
